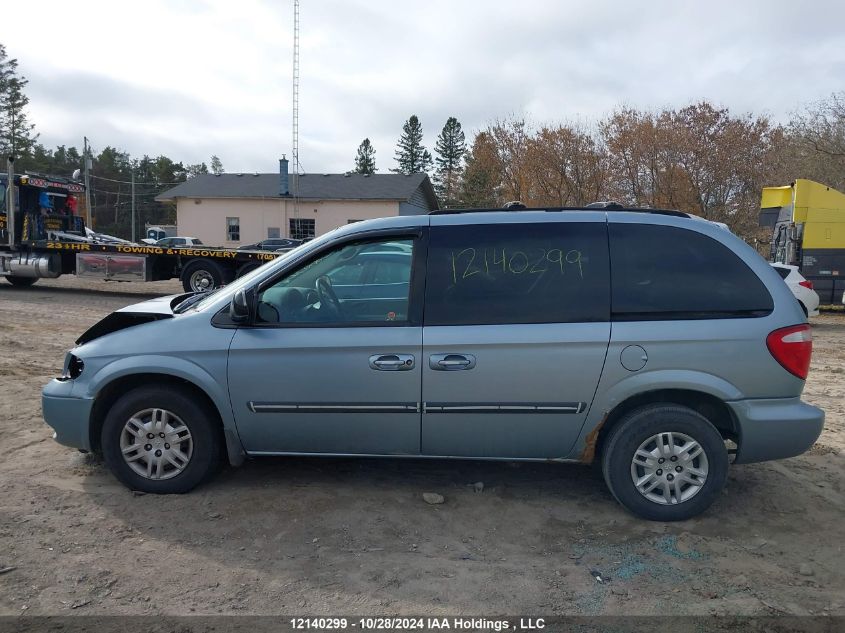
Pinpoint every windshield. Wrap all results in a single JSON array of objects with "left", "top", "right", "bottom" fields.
[{"left": 183, "top": 229, "right": 342, "bottom": 312}]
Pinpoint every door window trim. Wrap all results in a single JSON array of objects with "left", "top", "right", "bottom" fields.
[{"left": 244, "top": 227, "right": 428, "bottom": 329}]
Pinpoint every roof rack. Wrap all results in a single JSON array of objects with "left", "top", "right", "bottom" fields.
[{"left": 430, "top": 204, "right": 690, "bottom": 218}]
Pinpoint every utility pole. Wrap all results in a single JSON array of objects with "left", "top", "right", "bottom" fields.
[
  {"left": 6, "top": 156, "right": 14, "bottom": 248},
  {"left": 291, "top": 0, "right": 300, "bottom": 220},
  {"left": 131, "top": 164, "right": 136, "bottom": 243},
  {"left": 83, "top": 137, "right": 93, "bottom": 228}
]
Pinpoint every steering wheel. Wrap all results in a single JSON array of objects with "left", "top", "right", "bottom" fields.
[{"left": 316, "top": 275, "right": 344, "bottom": 319}]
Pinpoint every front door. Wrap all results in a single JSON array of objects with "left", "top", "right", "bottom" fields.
[
  {"left": 420, "top": 218, "right": 611, "bottom": 458},
  {"left": 227, "top": 233, "right": 424, "bottom": 455}
]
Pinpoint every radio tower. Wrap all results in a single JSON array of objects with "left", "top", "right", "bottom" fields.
[{"left": 291, "top": 0, "right": 301, "bottom": 219}]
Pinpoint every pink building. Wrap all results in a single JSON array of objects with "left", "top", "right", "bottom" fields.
[{"left": 156, "top": 160, "right": 438, "bottom": 247}]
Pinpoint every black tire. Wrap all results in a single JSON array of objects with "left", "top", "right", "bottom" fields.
[
  {"left": 6, "top": 276, "right": 38, "bottom": 287},
  {"left": 236, "top": 261, "right": 262, "bottom": 278},
  {"left": 181, "top": 259, "right": 225, "bottom": 292},
  {"left": 101, "top": 384, "right": 221, "bottom": 493},
  {"left": 601, "top": 404, "right": 728, "bottom": 521},
  {"left": 799, "top": 302, "right": 808, "bottom": 318}
]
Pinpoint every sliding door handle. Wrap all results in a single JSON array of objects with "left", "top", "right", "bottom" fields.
[{"left": 429, "top": 353, "right": 476, "bottom": 370}]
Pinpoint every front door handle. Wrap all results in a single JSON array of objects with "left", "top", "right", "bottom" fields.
[
  {"left": 369, "top": 354, "right": 415, "bottom": 371},
  {"left": 429, "top": 353, "right": 476, "bottom": 370}
]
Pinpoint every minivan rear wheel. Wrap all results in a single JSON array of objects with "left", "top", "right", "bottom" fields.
[
  {"left": 601, "top": 404, "right": 728, "bottom": 521},
  {"left": 101, "top": 385, "right": 220, "bottom": 493}
]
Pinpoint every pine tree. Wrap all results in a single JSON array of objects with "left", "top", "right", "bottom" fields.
[
  {"left": 460, "top": 131, "right": 500, "bottom": 208},
  {"left": 433, "top": 117, "right": 467, "bottom": 207},
  {"left": 392, "top": 115, "right": 432, "bottom": 174},
  {"left": 0, "top": 44, "right": 38, "bottom": 158},
  {"left": 210, "top": 155, "right": 224, "bottom": 174},
  {"left": 353, "top": 138, "right": 377, "bottom": 174}
]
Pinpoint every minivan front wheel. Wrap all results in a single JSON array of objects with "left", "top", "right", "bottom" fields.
[
  {"left": 101, "top": 385, "right": 220, "bottom": 493},
  {"left": 601, "top": 404, "right": 728, "bottom": 521}
]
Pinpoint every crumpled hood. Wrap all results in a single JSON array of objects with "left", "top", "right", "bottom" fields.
[
  {"left": 115, "top": 292, "right": 196, "bottom": 315},
  {"left": 75, "top": 293, "right": 195, "bottom": 345}
]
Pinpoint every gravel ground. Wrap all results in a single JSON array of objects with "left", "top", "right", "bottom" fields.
[{"left": 0, "top": 275, "right": 843, "bottom": 617}]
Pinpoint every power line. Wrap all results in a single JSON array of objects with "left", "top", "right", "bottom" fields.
[
  {"left": 90, "top": 173, "right": 185, "bottom": 186},
  {"left": 89, "top": 186, "right": 168, "bottom": 196}
]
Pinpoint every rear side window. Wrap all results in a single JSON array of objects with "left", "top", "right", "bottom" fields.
[
  {"left": 773, "top": 266, "right": 790, "bottom": 280},
  {"left": 425, "top": 222, "right": 610, "bottom": 325},
  {"left": 609, "top": 224, "right": 773, "bottom": 319}
]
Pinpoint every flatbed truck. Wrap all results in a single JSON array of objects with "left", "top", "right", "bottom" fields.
[{"left": 1, "top": 169, "right": 280, "bottom": 292}]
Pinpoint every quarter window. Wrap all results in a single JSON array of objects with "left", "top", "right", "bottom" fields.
[
  {"left": 226, "top": 217, "right": 240, "bottom": 242},
  {"left": 609, "top": 224, "right": 773, "bottom": 319},
  {"left": 425, "top": 223, "right": 610, "bottom": 326}
]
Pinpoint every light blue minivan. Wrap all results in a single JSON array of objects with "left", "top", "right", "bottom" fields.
[{"left": 42, "top": 207, "right": 824, "bottom": 520}]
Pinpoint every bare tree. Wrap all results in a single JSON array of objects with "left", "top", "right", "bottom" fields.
[{"left": 786, "top": 92, "right": 845, "bottom": 191}]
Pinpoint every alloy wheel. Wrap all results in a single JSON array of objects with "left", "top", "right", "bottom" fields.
[{"left": 629, "top": 431, "right": 709, "bottom": 505}]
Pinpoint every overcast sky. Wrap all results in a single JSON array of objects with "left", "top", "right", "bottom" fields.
[{"left": 5, "top": 0, "right": 845, "bottom": 174}]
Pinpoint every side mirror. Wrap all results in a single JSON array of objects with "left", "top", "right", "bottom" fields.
[{"left": 230, "top": 289, "right": 251, "bottom": 323}]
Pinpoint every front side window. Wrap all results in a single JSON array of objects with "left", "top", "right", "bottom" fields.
[
  {"left": 256, "top": 237, "right": 414, "bottom": 325},
  {"left": 226, "top": 217, "right": 240, "bottom": 241},
  {"left": 609, "top": 224, "right": 773, "bottom": 319},
  {"left": 290, "top": 218, "right": 315, "bottom": 241},
  {"left": 425, "top": 222, "right": 610, "bottom": 326}
]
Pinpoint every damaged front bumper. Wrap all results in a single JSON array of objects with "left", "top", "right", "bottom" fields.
[{"left": 42, "top": 379, "right": 94, "bottom": 451}]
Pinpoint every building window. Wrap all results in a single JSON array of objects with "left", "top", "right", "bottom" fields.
[
  {"left": 268, "top": 227, "right": 280, "bottom": 239},
  {"left": 226, "top": 217, "right": 240, "bottom": 241},
  {"left": 290, "top": 218, "right": 315, "bottom": 240}
]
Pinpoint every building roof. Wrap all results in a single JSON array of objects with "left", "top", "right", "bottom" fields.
[{"left": 156, "top": 172, "right": 438, "bottom": 209}]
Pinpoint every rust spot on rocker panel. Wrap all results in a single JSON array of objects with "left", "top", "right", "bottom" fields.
[{"left": 579, "top": 413, "right": 609, "bottom": 464}]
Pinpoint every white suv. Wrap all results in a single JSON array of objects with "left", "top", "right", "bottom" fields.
[{"left": 771, "top": 263, "right": 820, "bottom": 317}]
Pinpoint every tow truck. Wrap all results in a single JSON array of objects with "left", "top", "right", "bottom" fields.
[
  {"left": 760, "top": 178, "right": 845, "bottom": 304},
  {"left": 1, "top": 167, "right": 280, "bottom": 291}
]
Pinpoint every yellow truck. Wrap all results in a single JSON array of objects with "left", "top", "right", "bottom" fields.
[{"left": 760, "top": 178, "right": 845, "bottom": 304}]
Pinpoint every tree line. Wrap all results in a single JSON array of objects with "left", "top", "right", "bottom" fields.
[
  {"left": 360, "top": 99, "right": 845, "bottom": 241},
  {"left": 353, "top": 115, "right": 467, "bottom": 208},
  {"left": 0, "top": 44, "right": 224, "bottom": 238},
  {"left": 4, "top": 40, "right": 845, "bottom": 242}
]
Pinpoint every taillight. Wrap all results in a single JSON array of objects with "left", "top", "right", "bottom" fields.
[
  {"left": 766, "top": 324, "right": 813, "bottom": 380},
  {"left": 799, "top": 280, "right": 814, "bottom": 290}
]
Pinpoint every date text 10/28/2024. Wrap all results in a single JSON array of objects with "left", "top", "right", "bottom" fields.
[{"left": 290, "top": 617, "right": 546, "bottom": 631}]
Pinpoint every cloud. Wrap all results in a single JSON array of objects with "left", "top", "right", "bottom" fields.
[{"left": 5, "top": 0, "right": 845, "bottom": 173}]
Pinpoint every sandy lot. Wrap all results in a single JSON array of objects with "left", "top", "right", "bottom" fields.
[{"left": 0, "top": 275, "right": 843, "bottom": 617}]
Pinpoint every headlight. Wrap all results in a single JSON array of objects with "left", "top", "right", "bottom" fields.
[{"left": 59, "top": 353, "right": 85, "bottom": 381}]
